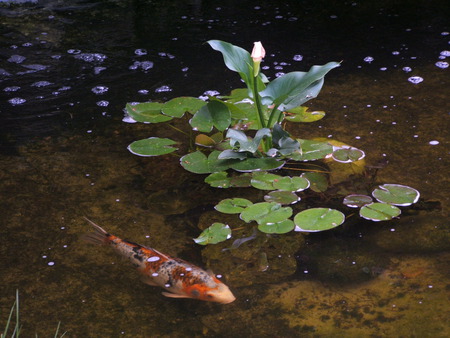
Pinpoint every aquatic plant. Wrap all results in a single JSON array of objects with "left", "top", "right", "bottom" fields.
[
  {"left": 124, "top": 40, "right": 419, "bottom": 244},
  {"left": 1, "top": 290, "right": 66, "bottom": 338}
]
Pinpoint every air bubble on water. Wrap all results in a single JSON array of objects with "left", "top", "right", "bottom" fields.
[
  {"left": 275, "top": 72, "right": 285, "bottom": 78},
  {"left": 440, "top": 50, "right": 450, "bottom": 57},
  {"left": 408, "top": 76, "right": 423, "bottom": 84},
  {"left": 181, "top": 67, "right": 189, "bottom": 72},
  {"left": 129, "top": 61, "right": 154, "bottom": 71},
  {"left": 402, "top": 66, "right": 412, "bottom": 72},
  {"left": 9, "top": 98, "right": 26, "bottom": 105},
  {"left": 203, "top": 90, "right": 220, "bottom": 96},
  {"left": 94, "top": 66, "right": 106, "bottom": 75},
  {"left": 31, "top": 81, "right": 52, "bottom": 87},
  {"left": 275, "top": 15, "right": 283, "bottom": 19},
  {"left": 97, "top": 100, "right": 109, "bottom": 107},
  {"left": 262, "top": 65, "right": 270, "bottom": 70},
  {"left": 364, "top": 56, "right": 374, "bottom": 63},
  {"left": 380, "top": 67, "right": 387, "bottom": 71},
  {"left": 91, "top": 86, "right": 109, "bottom": 94},
  {"left": 392, "top": 51, "right": 400, "bottom": 55},
  {"left": 8, "top": 55, "right": 26, "bottom": 64},
  {"left": 293, "top": 54, "right": 303, "bottom": 61},
  {"left": 48, "top": 262, "right": 55, "bottom": 266},
  {"left": 23, "top": 64, "right": 48, "bottom": 72},
  {"left": 67, "top": 49, "right": 81, "bottom": 55},
  {"left": 51, "top": 55, "right": 62, "bottom": 60},
  {"left": 122, "top": 116, "right": 137, "bottom": 124},
  {"left": 435, "top": 61, "right": 449, "bottom": 69},
  {"left": 155, "top": 85, "right": 172, "bottom": 93},
  {"left": 442, "top": 32, "right": 449, "bottom": 36},
  {"left": 288, "top": 17, "right": 298, "bottom": 21},
  {"left": 330, "top": 15, "right": 338, "bottom": 19},
  {"left": 22, "top": 42, "right": 33, "bottom": 47},
  {"left": 138, "top": 89, "right": 149, "bottom": 94},
  {"left": 3, "top": 86, "right": 20, "bottom": 92},
  {"left": 429, "top": 140, "right": 439, "bottom": 145},
  {"left": 74, "top": 53, "right": 107, "bottom": 63},
  {"left": 134, "top": 49, "right": 148, "bottom": 56},
  {"left": 274, "top": 65, "right": 283, "bottom": 70}
]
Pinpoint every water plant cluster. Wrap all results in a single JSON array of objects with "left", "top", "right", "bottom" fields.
[{"left": 125, "top": 40, "right": 419, "bottom": 245}]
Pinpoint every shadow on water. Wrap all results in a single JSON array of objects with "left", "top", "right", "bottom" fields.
[{"left": 0, "top": 0, "right": 449, "bottom": 336}]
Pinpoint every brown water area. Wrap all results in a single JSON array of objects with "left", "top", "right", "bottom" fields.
[{"left": 1, "top": 0, "right": 449, "bottom": 336}]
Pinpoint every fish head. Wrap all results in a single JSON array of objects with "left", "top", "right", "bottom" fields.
[{"left": 205, "top": 282, "right": 236, "bottom": 304}]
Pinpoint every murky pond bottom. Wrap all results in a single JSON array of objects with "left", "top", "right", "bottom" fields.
[{"left": 1, "top": 0, "right": 449, "bottom": 336}]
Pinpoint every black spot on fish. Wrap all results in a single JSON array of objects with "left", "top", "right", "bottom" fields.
[{"left": 133, "top": 253, "right": 143, "bottom": 262}]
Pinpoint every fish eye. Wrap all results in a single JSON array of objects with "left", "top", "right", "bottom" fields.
[{"left": 206, "top": 294, "right": 213, "bottom": 299}]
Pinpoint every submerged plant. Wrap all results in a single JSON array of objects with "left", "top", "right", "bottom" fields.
[{"left": 124, "top": 40, "right": 419, "bottom": 244}]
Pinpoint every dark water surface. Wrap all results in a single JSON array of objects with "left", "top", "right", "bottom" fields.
[{"left": 1, "top": 0, "right": 449, "bottom": 336}]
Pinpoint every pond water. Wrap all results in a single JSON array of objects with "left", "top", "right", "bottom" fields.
[{"left": 1, "top": 0, "right": 449, "bottom": 336}]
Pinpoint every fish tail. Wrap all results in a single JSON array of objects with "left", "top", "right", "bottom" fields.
[{"left": 83, "top": 217, "right": 110, "bottom": 245}]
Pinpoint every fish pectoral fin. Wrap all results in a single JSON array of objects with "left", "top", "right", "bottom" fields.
[
  {"left": 161, "top": 291, "right": 190, "bottom": 299},
  {"left": 140, "top": 275, "right": 159, "bottom": 287}
]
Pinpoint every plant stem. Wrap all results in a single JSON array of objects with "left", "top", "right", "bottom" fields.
[
  {"left": 267, "top": 104, "right": 281, "bottom": 128},
  {"left": 252, "top": 75, "right": 266, "bottom": 129}
]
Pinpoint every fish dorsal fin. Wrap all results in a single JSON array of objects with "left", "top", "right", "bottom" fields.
[{"left": 161, "top": 291, "right": 190, "bottom": 299}]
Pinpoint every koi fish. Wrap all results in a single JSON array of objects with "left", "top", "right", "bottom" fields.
[{"left": 83, "top": 218, "right": 236, "bottom": 304}]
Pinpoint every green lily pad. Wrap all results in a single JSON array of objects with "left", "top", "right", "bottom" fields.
[
  {"left": 360, "top": 202, "right": 401, "bottom": 221},
  {"left": 264, "top": 190, "right": 301, "bottom": 205},
  {"left": 284, "top": 106, "right": 326, "bottom": 123},
  {"left": 205, "top": 172, "right": 252, "bottom": 188},
  {"left": 273, "top": 176, "right": 310, "bottom": 192},
  {"left": 215, "top": 198, "right": 253, "bottom": 214},
  {"left": 162, "top": 96, "right": 206, "bottom": 118},
  {"left": 229, "top": 157, "right": 285, "bottom": 172},
  {"left": 289, "top": 139, "right": 333, "bottom": 161},
  {"left": 190, "top": 100, "right": 231, "bottom": 132},
  {"left": 343, "top": 194, "right": 373, "bottom": 208},
  {"left": 126, "top": 103, "right": 173, "bottom": 123},
  {"left": 240, "top": 202, "right": 292, "bottom": 224},
  {"left": 258, "top": 219, "right": 295, "bottom": 234},
  {"left": 180, "top": 150, "right": 229, "bottom": 174},
  {"left": 301, "top": 172, "right": 328, "bottom": 192},
  {"left": 193, "top": 223, "right": 232, "bottom": 245},
  {"left": 294, "top": 208, "right": 345, "bottom": 232},
  {"left": 372, "top": 184, "right": 420, "bottom": 206},
  {"left": 332, "top": 147, "right": 365, "bottom": 163},
  {"left": 127, "top": 137, "right": 178, "bottom": 157},
  {"left": 251, "top": 172, "right": 282, "bottom": 190}
]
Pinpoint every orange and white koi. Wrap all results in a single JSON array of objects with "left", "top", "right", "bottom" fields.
[{"left": 83, "top": 218, "right": 236, "bottom": 304}]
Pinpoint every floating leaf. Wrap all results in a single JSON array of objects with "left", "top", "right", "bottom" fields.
[
  {"left": 162, "top": 96, "right": 206, "bottom": 118},
  {"left": 240, "top": 202, "right": 291, "bottom": 224},
  {"left": 284, "top": 106, "right": 326, "bottom": 123},
  {"left": 360, "top": 202, "right": 401, "bottom": 221},
  {"left": 273, "top": 176, "right": 310, "bottom": 192},
  {"left": 127, "top": 137, "right": 178, "bottom": 157},
  {"left": 195, "top": 134, "right": 217, "bottom": 148},
  {"left": 301, "top": 172, "right": 328, "bottom": 192},
  {"left": 251, "top": 172, "right": 282, "bottom": 190},
  {"left": 180, "top": 150, "right": 229, "bottom": 174},
  {"left": 126, "top": 103, "right": 172, "bottom": 123},
  {"left": 229, "top": 157, "right": 285, "bottom": 172},
  {"left": 294, "top": 208, "right": 345, "bottom": 232},
  {"left": 190, "top": 101, "right": 231, "bottom": 132},
  {"left": 264, "top": 190, "right": 300, "bottom": 205},
  {"left": 332, "top": 147, "right": 365, "bottom": 163},
  {"left": 289, "top": 139, "right": 333, "bottom": 161},
  {"left": 194, "top": 223, "right": 232, "bottom": 245},
  {"left": 205, "top": 172, "right": 231, "bottom": 188},
  {"left": 258, "top": 219, "right": 295, "bottom": 234},
  {"left": 372, "top": 184, "right": 420, "bottom": 206},
  {"left": 215, "top": 198, "right": 253, "bottom": 214},
  {"left": 343, "top": 194, "right": 373, "bottom": 208}
]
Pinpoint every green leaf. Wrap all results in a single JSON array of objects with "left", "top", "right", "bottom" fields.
[
  {"left": 372, "top": 184, "right": 420, "bottom": 206},
  {"left": 251, "top": 172, "right": 282, "bottom": 190},
  {"left": 260, "top": 62, "right": 340, "bottom": 111},
  {"left": 162, "top": 97, "right": 206, "bottom": 118},
  {"left": 126, "top": 103, "right": 173, "bottom": 123},
  {"left": 264, "top": 190, "right": 301, "bottom": 205},
  {"left": 127, "top": 137, "right": 178, "bottom": 156},
  {"left": 194, "top": 223, "right": 232, "bottom": 245},
  {"left": 190, "top": 101, "right": 231, "bottom": 132},
  {"left": 229, "top": 157, "right": 285, "bottom": 172},
  {"left": 273, "top": 176, "right": 310, "bottom": 192},
  {"left": 240, "top": 202, "right": 292, "bottom": 224},
  {"left": 289, "top": 139, "right": 333, "bottom": 161},
  {"left": 284, "top": 106, "right": 326, "bottom": 123},
  {"left": 343, "top": 194, "right": 373, "bottom": 208},
  {"left": 227, "top": 128, "right": 271, "bottom": 153},
  {"left": 360, "top": 202, "right": 401, "bottom": 221},
  {"left": 258, "top": 219, "right": 295, "bottom": 234},
  {"left": 294, "top": 208, "right": 345, "bottom": 232},
  {"left": 301, "top": 173, "right": 328, "bottom": 192},
  {"left": 332, "top": 147, "right": 365, "bottom": 163},
  {"left": 180, "top": 150, "right": 230, "bottom": 174},
  {"left": 215, "top": 198, "right": 253, "bottom": 214},
  {"left": 218, "top": 149, "right": 248, "bottom": 160},
  {"left": 205, "top": 172, "right": 252, "bottom": 188},
  {"left": 195, "top": 134, "right": 217, "bottom": 148}
]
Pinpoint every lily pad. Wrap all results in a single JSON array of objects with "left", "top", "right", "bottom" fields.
[
  {"left": 258, "top": 219, "right": 295, "bottom": 234},
  {"left": 229, "top": 157, "right": 285, "bottom": 172},
  {"left": 215, "top": 198, "right": 253, "bottom": 214},
  {"left": 190, "top": 100, "right": 231, "bottom": 132},
  {"left": 240, "top": 202, "right": 292, "bottom": 224},
  {"left": 273, "top": 176, "right": 310, "bottom": 192},
  {"left": 251, "top": 172, "right": 282, "bottom": 190},
  {"left": 284, "top": 106, "right": 326, "bottom": 123},
  {"left": 360, "top": 202, "right": 401, "bottom": 221},
  {"left": 194, "top": 223, "right": 232, "bottom": 245},
  {"left": 343, "top": 194, "right": 373, "bottom": 208},
  {"left": 372, "top": 184, "right": 420, "bottom": 206},
  {"left": 289, "top": 139, "right": 333, "bottom": 161},
  {"left": 205, "top": 172, "right": 252, "bottom": 188},
  {"left": 294, "top": 208, "right": 345, "bottom": 232},
  {"left": 332, "top": 147, "right": 365, "bottom": 163},
  {"left": 180, "top": 150, "right": 229, "bottom": 174},
  {"left": 126, "top": 102, "right": 173, "bottom": 123},
  {"left": 264, "top": 190, "right": 301, "bottom": 205},
  {"left": 301, "top": 172, "right": 328, "bottom": 192},
  {"left": 162, "top": 96, "right": 206, "bottom": 118},
  {"left": 127, "top": 137, "right": 178, "bottom": 157}
]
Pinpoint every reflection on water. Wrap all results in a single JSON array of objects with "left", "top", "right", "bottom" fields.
[{"left": 1, "top": 0, "right": 449, "bottom": 336}]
